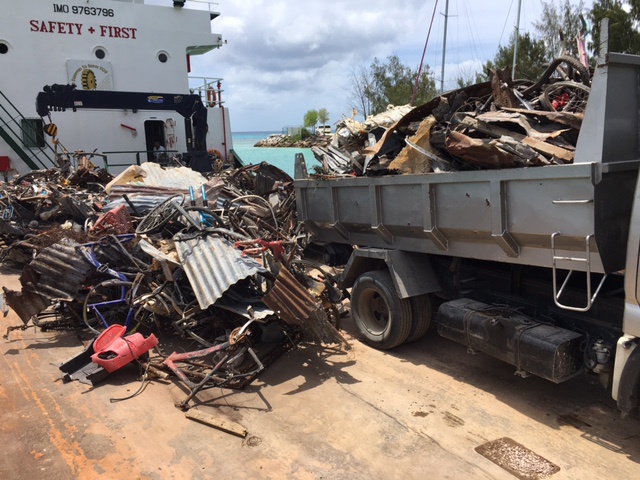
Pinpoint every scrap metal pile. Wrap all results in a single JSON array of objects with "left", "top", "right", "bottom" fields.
[
  {"left": 0, "top": 160, "right": 346, "bottom": 409},
  {"left": 313, "top": 56, "right": 591, "bottom": 176}
]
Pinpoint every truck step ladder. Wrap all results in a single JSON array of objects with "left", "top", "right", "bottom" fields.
[{"left": 551, "top": 232, "right": 607, "bottom": 312}]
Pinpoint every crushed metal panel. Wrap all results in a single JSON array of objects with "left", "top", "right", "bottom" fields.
[
  {"left": 389, "top": 115, "right": 438, "bottom": 174},
  {"left": 476, "top": 111, "right": 570, "bottom": 142},
  {"left": 262, "top": 268, "right": 349, "bottom": 346},
  {"left": 103, "top": 195, "right": 176, "bottom": 216},
  {"left": 175, "top": 234, "right": 266, "bottom": 310},
  {"left": 20, "top": 238, "right": 94, "bottom": 301},
  {"left": 105, "top": 162, "right": 207, "bottom": 194},
  {"left": 262, "top": 267, "right": 317, "bottom": 325},
  {"left": 55, "top": 195, "right": 94, "bottom": 220},
  {"left": 445, "top": 130, "right": 516, "bottom": 169},
  {"left": 214, "top": 296, "right": 274, "bottom": 321},
  {"left": 2, "top": 287, "right": 50, "bottom": 324},
  {"left": 502, "top": 107, "right": 583, "bottom": 131},
  {"left": 253, "top": 162, "right": 293, "bottom": 194}
]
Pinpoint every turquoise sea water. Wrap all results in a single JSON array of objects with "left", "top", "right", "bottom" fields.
[{"left": 231, "top": 131, "right": 315, "bottom": 179}]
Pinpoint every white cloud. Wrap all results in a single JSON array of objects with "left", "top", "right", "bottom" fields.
[{"left": 184, "top": 0, "right": 593, "bottom": 131}]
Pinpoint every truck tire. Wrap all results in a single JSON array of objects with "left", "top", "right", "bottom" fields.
[
  {"left": 352, "top": 270, "right": 412, "bottom": 349},
  {"left": 407, "top": 294, "right": 432, "bottom": 342}
]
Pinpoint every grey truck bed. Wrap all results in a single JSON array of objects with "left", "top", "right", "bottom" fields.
[{"left": 295, "top": 52, "right": 640, "bottom": 275}]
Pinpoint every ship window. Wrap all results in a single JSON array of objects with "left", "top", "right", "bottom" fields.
[
  {"left": 21, "top": 119, "right": 45, "bottom": 148},
  {"left": 158, "top": 52, "right": 169, "bottom": 63},
  {"left": 0, "top": 43, "right": 8, "bottom": 55},
  {"left": 95, "top": 48, "right": 106, "bottom": 59}
]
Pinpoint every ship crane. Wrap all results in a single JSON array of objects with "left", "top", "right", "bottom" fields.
[{"left": 35, "top": 84, "right": 212, "bottom": 172}]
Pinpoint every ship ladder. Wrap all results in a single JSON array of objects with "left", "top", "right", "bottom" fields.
[{"left": 0, "top": 90, "right": 55, "bottom": 170}]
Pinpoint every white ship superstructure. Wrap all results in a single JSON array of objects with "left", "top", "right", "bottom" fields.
[{"left": 0, "top": 0, "right": 232, "bottom": 174}]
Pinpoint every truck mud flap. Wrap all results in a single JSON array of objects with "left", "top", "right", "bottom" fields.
[{"left": 436, "top": 298, "right": 584, "bottom": 383}]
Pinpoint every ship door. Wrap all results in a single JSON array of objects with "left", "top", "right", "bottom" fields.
[
  {"left": 144, "top": 120, "right": 165, "bottom": 162},
  {"left": 165, "top": 118, "right": 177, "bottom": 152}
]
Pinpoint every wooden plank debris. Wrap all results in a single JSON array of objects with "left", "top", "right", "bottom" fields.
[{"left": 185, "top": 409, "right": 248, "bottom": 438}]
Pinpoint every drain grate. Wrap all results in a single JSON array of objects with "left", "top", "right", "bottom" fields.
[{"left": 475, "top": 437, "right": 560, "bottom": 480}]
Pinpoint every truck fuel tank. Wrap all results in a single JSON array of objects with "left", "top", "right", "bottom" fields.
[{"left": 436, "top": 298, "right": 584, "bottom": 383}]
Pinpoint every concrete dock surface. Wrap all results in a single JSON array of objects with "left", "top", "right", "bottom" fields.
[{"left": 1, "top": 268, "right": 639, "bottom": 480}]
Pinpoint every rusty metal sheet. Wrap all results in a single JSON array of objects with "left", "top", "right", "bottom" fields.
[
  {"left": 20, "top": 239, "right": 94, "bottom": 301},
  {"left": 103, "top": 195, "right": 179, "bottom": 217},
  {"left": 477, "top": 111, "right": 570, "bottom": 141},
  {"left": 502, "top": 107, "right": 583, "bottom": 131},
  {"left": 262, "top": 267, "right": 318, "bottom": 325},
  {"left": 262, "top": 268, "right": 348, "bottom": 346},
  {"left": 175, "top": 234, "right": 266, "bottom": 310},
  {"left": 445, "top": 130, "right": 516, "bottom": 169},
  {"left": 54, "top": 196, "right": 94, "bottom": 220},
  {"left": 389, "top": 115, "right": 438, "bottom": 174},
  {"left": 2, "top": 287, "right": 50, "bottom": 324}
]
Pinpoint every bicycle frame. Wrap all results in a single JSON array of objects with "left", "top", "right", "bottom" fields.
[
  {"left": 77, "top": 233, "right": 137, "bottom": 281},
  {"left": 79, "top": 234, "right": 141, "bottom": 333},
  {"left": 85, "top": 279, "right": 148, "bottom": 332},
  {"left": 162, "top": 319, "right": 264, "bottom": 409}
]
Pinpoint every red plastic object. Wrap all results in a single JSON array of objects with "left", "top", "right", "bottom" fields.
[
  {"left": 93, "top": 324, "right": 127, "bottom": 351},
  {"left": 0, "top": 157, "right": 10, "bottom": 172},
  {"left": 91, "top": 324, "right": 158, "bottom": 373},
  {"left": 90, "top": 204, "right": 133, "bottom": 235},
  {"left": 234, "top": 239, "right": 287, "bottom": 262}
]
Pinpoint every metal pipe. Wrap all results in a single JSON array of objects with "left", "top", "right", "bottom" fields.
[
  {"left": 440, "top": 0, "right": 450, "bottom": 93},
  {"left": 511, "top": 0, "right": 522, "bottom": 79}
]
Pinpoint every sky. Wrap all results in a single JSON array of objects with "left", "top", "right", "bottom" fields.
[{"left": 176, "top": 0, "right": 594, "bottom": 132}]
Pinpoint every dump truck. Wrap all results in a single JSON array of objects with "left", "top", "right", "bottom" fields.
[{"left": 294, "top": 49, "right": 640, "bottom": 413}]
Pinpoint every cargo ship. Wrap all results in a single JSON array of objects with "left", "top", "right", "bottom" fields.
[{"left": 0, "top": 0, "right": 232, "bottom": 175}]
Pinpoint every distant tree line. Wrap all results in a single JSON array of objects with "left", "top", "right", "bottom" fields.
[
  {"left": 344, "top": 0, "right": 640, "bottom": 118},
  {"left": 302, "top": 108, "right": 329, "bottom": 134}
]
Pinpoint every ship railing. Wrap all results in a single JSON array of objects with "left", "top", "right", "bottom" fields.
[
  {"left": 0, "top": 90, "right": 56, "bottom": 170},
  {"left": 189, "top": 76, "right": 225, "bottom": 108},
  {"left": 101, "top": 150, "right": 180, "bottom": 173},
  {"left": 186, "top": 1, "right": 220, "bottom": 14}
]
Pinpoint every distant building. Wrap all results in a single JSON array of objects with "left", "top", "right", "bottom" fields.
[
  {"left": 282, "top": 126, "right": 302, "bottom": 136},
  {"left": 317, "top": 125, "right": 331, "bottom": 135}
]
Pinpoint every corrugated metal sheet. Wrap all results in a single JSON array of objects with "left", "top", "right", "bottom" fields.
[
  {"left": 175, "top": 234, "right": 266, "bottom": 309},
  {"left": 105, "top": 162, "right": 207, "bottom": 194},
  {"left": 105, "top": 177, "right": 226, "bottom": 215},
  {"left": 20, "top": 239, "right": 94, "bottom": 301},
  {"left": 262, "top": 267, "right": 317, "bottom": 325},
  {"left": 262, "top": 268, "right": 348, "bottom": 345},
  {"left": 55, "top": 196, "right": 94, "bottom": 219},
  {"left": 103, "top": 195, "right": 175, "bottom": 216}
]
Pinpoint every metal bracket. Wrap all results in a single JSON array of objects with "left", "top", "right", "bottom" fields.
[{"left": 551, "top": 232, "right": 607, "bottom": 312}]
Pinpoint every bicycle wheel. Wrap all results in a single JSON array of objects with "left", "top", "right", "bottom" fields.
[
  {"left": 523, "top": 55, "right": 590, "bottom": 96},
  {"left": 135, "top": 194, "right": 184, "bottom": 234},
  {"left": 83, "top": 279, "right": 135, "bottom": 334},
  {"left": 15, "top": 170, "right": 54, "bottom": 184},
  {"left": 540, "top": 81, "right": 590, "bottom": 114}
]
